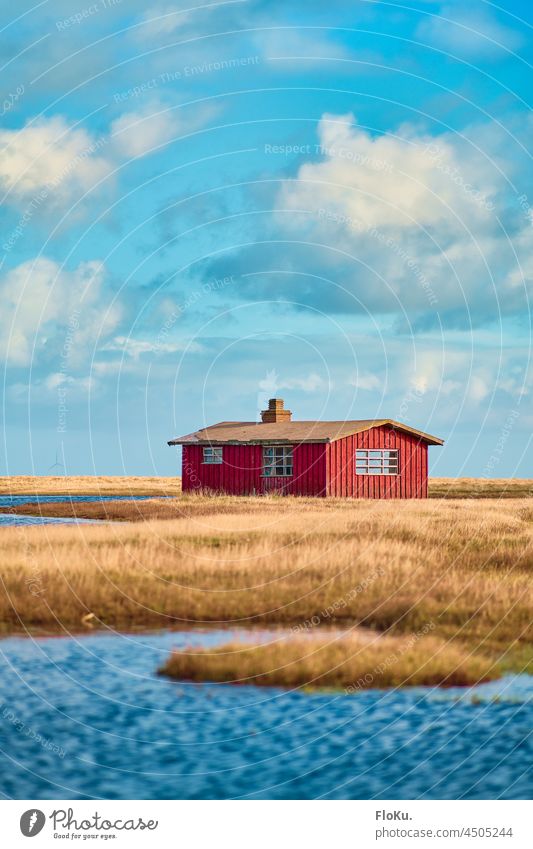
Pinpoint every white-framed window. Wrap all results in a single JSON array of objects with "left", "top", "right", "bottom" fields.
[
  {"left": 262, "top": 445, "right": 293, "bottom": 477},
  {"left": 203, "top": 446, "right": 223, "bottom": 464},
  {"left": 356, "top": 449, "right": 398, "bottom": 475}
]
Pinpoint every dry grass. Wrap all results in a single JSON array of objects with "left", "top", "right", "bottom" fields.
[
  {"left": 0, "top": 476, "right": 180, "bottom": 496},
  {"left": 0, "top": 496, "right": 235, "bottom": 522},
  {"left": 159, "top": 633, "right": 498, "bottom": 689},
  {"left": 430, "top": 478, "right": 533, "bottom": 499},
  {"left": 0, "top": 475, "right": 530, "bottom": 499},
  {"left": 3, "top": 476, "right": 532, "bottom": 523},
  {"left": 0, "top": 496, "right": 287, "bottom": 522},
  {"left": 0, "top": 495, "right": 531, "bottom": 678}
]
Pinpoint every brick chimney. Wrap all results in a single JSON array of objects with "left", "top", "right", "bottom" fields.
[{"left": 261, "top": 398, "right": 292, "bottom": 423}]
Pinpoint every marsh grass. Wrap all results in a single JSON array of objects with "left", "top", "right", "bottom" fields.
[
  {"left": 0, "top": 496, "right": 288, "bottom": 522},
  {"left": 0, "top": 475, "right": 530, "bottom": 499},
  {"left": 158, "top": 633, "right": 498, "bottom": 689},
  {"left": 430, "top": 478, "right": 533, "bottom": 499},
  {"left": 0, "top": 476, "right": 180, "bottom": 496},
  {"left": 0, "top": 495, "right": 530, "bottom": 678}
]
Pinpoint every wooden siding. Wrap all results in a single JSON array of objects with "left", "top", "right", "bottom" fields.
[
  {"left": 326, "top": 425, "right": 428, "bottom": 498},
  {"left": 181, "top": 425, "right": 428, "bottom": 498},
  {"left": 181, "top": 443, "right": 327, "bottom": 496}
]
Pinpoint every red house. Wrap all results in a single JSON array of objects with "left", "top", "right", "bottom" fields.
[{"left": 168, "top": 398, "right": 443, "bottom": 499}]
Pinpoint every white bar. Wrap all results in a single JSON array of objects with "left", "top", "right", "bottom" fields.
[{"left": 1, "top": 800, "right": 531, "bottom": 848}]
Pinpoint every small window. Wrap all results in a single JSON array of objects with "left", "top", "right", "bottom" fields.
[
  {"left": 203, "top": 446, "right": 223, "bottom": 464},
  {"left": 356, "top": 449, "right": 398, "bottom": 475},
  {"left": 262, "top": 445, "right": 293, "bottom": 477}
]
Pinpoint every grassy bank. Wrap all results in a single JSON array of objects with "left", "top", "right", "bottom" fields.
[
  {"left": 430, "top": 478, "right": 533, "bottom": 499},
  {"left": 0, "top": 496, "right": 531, "bottom": 680},
  {"left": 158, "top": 633, "right": 498, "bottom": 689},
  {"left": 0, "top": 476, "right": 180, "bottom": 496},
  {"left": 2, "top": 476, "right": 532, "bottom": 524},
  {"left": 0, "top": 496, "right": 285, "bottom": 522},
  {"left": 0, "top": 476, "right": 531, "bottom": 500}
]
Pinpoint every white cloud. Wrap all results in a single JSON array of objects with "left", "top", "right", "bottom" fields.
[
  {"left": 44, "top": 373, "right": 95, "bottom": 392},
  {"left": 110, "top": 105, "right": 179, "bottom": 158},
  {"left": 0, "top": 104, "right": 214, "bottom": 212},
  {"left": 0, "top": 258, "right": 121, "bottom": 367},
  {"left": 256, "top": 29, "right": 352, "bottom": 66},
  {"left": 340, "top": 339, "right": 530, "bottom": 429},
  {"left": 278, "top": 372, "right": 325, "bottom": 392},
  {"left": 8, "top": 372, "right": 97, "bottom": 406},
  {"left": 0, "top": 117, "right": 112, "bottom": 208},
  {"left": 103, "top": 336, "right": 197, "bottom": 358},
  {"left": 136, "top": 6, "right": 194, "bottom": 38},
  {"left": 396, "top": 344, "right": 528, "bottom": 410},
  {"left": 110, "top": 98, "right": 217, "bottom": 159},
  {"left": 468, "top": 373, "right": 490, "bottom": 402},
  {"left": 274, "top": 113, "right": 531, "bottom": 321},
  {"left": 282, "top": 112, "right": 500, "bottom": 231},
  {"left": 350, "top": 372, "right": 382, "bottom": 391},
  {"left": 256, "top": 368, "right": 325, "bottom": 395}
]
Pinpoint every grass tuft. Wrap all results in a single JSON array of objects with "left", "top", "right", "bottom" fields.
[{"left": 158, "top": 633, "right": 498, "bottom": 689}]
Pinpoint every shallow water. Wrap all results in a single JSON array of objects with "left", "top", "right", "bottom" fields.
[
  {"left": 0, "top": 495, "right": 154, "bottom": 526},
  {"left": 0, "top": 630, "right": 531, "bottom": 800}
]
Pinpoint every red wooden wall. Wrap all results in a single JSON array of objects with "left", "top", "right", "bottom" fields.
[
  {"left": 326, "top": 425, "right": 428, "bottom": 498},
  {"left": 182, "top": 442, "right": 327, "bottom": 496},
  {"left": 181, "top": 425, "right": 428, "bottom": 498}
]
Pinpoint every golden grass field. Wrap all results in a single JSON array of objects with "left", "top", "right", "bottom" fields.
[
  {"left": 0, "top": 487, "right": 531, "bottom": 688},
  {"left": 1, "top": 475, "right": 532, "bottom": 498},
  {"left": 0, "top": 475, "right": 180, "bottom": 496},
  {"left": 429, "top": 478, "right": 533, "bottom": 499}
]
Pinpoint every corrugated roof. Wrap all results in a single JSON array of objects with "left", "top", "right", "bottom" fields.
[{"left": 168, "top": 419, "right": 444, "bottom": 446}]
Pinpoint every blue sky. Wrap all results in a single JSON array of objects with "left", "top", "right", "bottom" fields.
[{"left": 0, "top": 0, "right": 531, "bottom": 476}]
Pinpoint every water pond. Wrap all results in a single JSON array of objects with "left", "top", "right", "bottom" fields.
[
  {"left": 0, "top": 495, "right": 155, "bottom": 526},
  {"left": 0, "top": 629, "right": 531, "bottom": 799}
]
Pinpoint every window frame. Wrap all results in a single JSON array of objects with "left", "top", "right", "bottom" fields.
[
  {"left": 262, "top": 445, "right": 294, "bottom": 477},
  {"left": 355, "top": 448, "right": 399, "bottom": 476},
  {"left": 202, "top": 446, "right": 223, "bottom": 464}
]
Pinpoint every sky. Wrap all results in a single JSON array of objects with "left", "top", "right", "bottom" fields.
[{"left": 0, "top": 0, "right": 531, "bottom": 476}]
